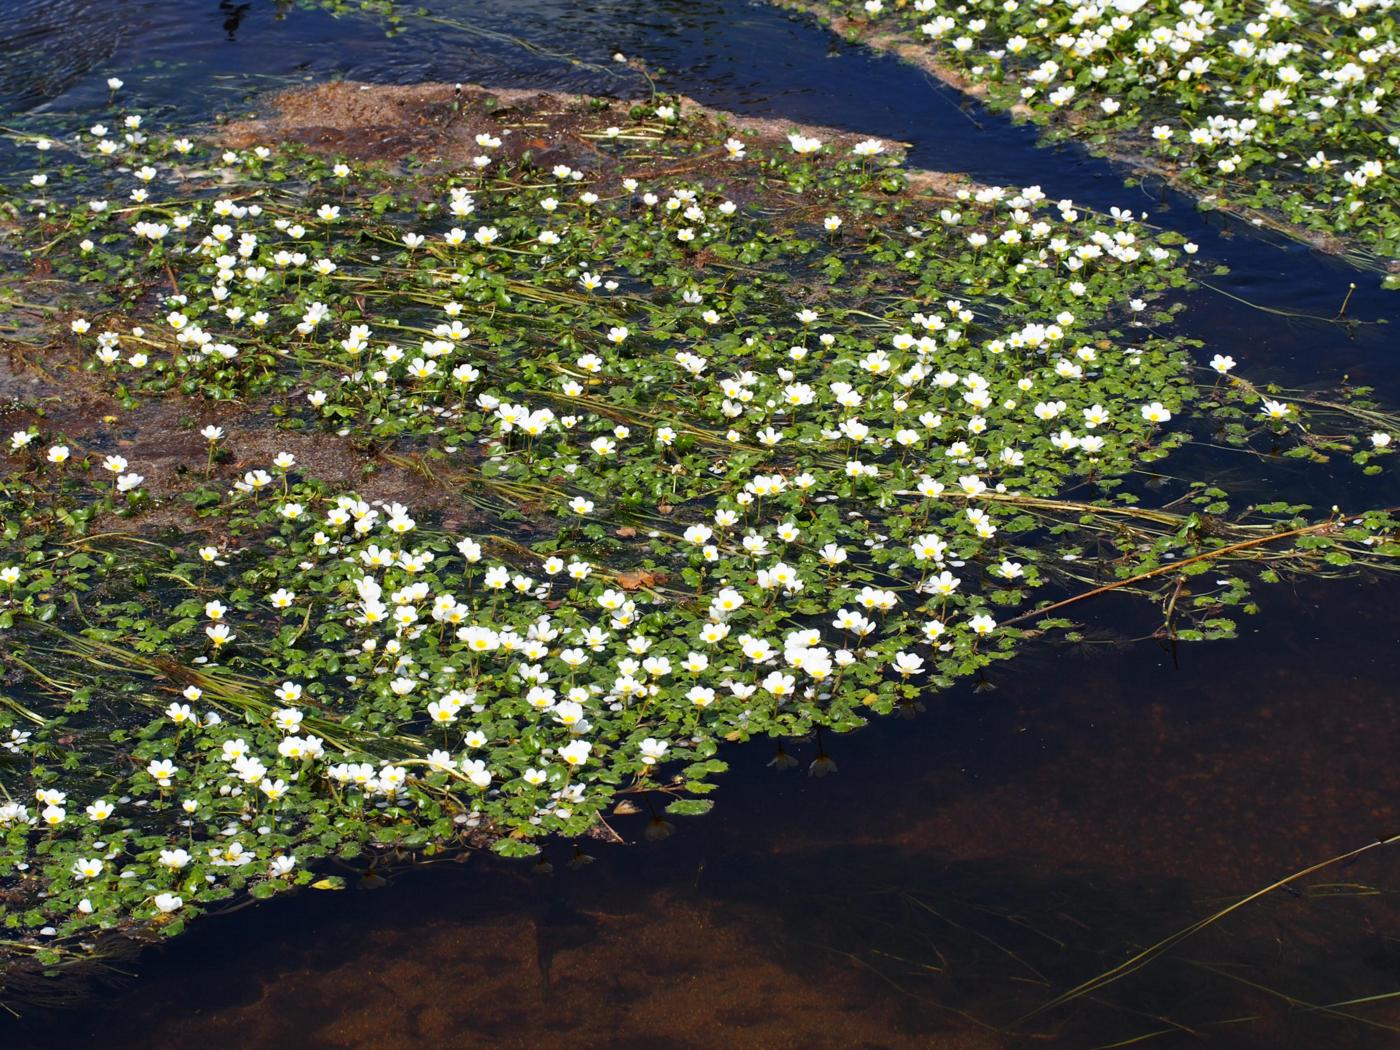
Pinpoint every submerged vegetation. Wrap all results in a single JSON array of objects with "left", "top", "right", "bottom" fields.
[
  {"left": 772, "top": 0, "right": 1400, "bottom": 279},
  {"left": 0, "top": 79, "right": 1396, "bottom": 980}
]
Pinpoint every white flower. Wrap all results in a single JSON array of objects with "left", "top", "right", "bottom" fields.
[
  {"left": 968, "top": 614, "right": 997, "bottom": 636},
  {"left": 639, "top": 738, "right": 671, "bottom": 765},
  {"left": 71, "top": 857, "right": 103, "bottom": 880},
  {"left": 560, "top": 740, "right": 592, "bottom": 766},
  {"left": 892, "top": 652, "right": 925, "bottom": 677},
  {"left": 159, "top": 848, "right": 191, "bottom": 870},
  {"left": 85, "top": 799, "right": 113, "bottom": 821},
  {"left": 460, "top": 758, "right": 492, "bottom": 789}
]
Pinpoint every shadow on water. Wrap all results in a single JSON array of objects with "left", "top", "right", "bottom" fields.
[{"left": 2, "top": 1, "right": 1398, "bottom": 1046}]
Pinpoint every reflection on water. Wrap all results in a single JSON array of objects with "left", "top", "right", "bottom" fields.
[
  {"left": 15, "top": 580, "right": 1400, "bottom": 1048},
  {"left": 2, "top": 1, "right": 1398, "bottom": 1046}
]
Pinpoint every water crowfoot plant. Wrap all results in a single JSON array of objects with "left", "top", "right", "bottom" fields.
[
  {"left": 0, "top": 81, "right": 1397, "bottom": 983},
  {"left": 767, "top": 0, "right": 1400, "bottom": 280}
]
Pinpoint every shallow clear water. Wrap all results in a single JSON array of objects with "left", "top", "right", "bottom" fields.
[
  {"left": 17, "top": 580, "right": 1400, "bottom": 1048},
  {"left": 3, "top": 2, "right": 1398, "bottom": 1046}
]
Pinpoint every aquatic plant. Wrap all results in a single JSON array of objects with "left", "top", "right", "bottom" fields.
[
  {"left": 772, "top": 0, "right": 1400, "bottom": 280},
  {"left": 0, "top": 83, "right": 1396, "bottom": 976}
]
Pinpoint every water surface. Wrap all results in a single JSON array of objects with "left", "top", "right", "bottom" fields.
[{"left": 2, "top": 2, "right": 1397, "bottom": 1046}]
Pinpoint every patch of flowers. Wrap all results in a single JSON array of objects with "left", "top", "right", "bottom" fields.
[
  {"left": 784, "top": 0, "right": 1400, "bottom": 276},
  {"left": 1, "top": 87, "right": 1397, "bottom": 970}
]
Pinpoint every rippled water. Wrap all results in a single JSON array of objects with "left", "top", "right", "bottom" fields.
[{"left": 3, "top": 2, "right": 1398, "bottom": 1047}]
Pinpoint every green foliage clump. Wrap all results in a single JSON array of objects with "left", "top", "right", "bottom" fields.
[
  {"left": 786, "top": 0, "right": 1400, "bottom": 276},
  {"left": 0, "top": 88, "right": 1396, "bottom": 971}
]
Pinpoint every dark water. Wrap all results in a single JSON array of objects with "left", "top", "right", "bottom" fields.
[
  {"left": 16, "top": 580, "right": 1400, "bottom": 1048},
  {"left": 3, "top": 2, "right": 1398, "bottom": 1046}
]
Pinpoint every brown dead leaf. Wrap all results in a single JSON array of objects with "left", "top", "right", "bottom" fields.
[
  {"left": 616, "top": 568, "right": 667, "bottom": 591},
  {"left": 614, "top": 526, "right": 638, "bottom": 538}
]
